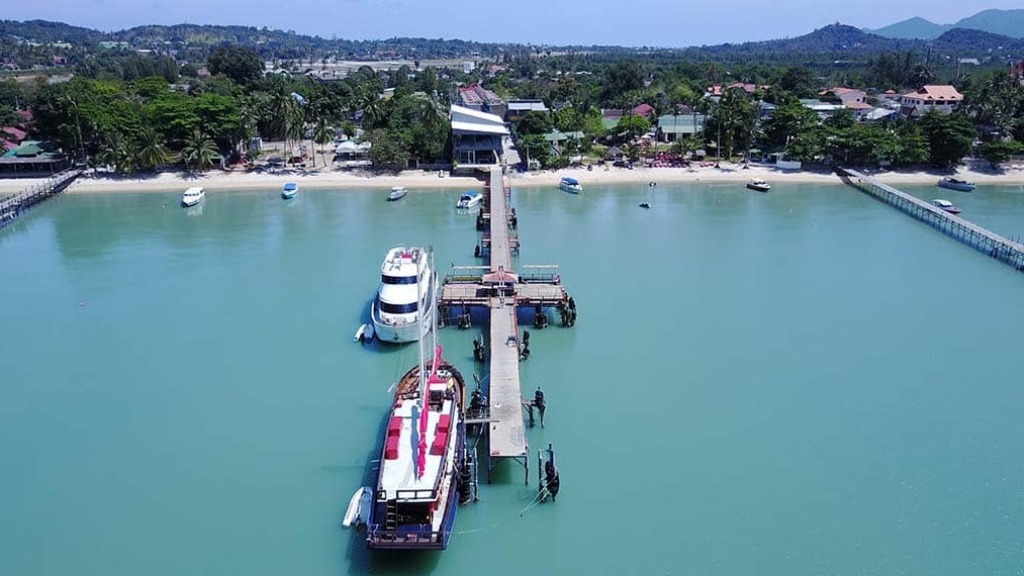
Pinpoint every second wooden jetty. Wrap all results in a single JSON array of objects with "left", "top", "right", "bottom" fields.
[{"left": 837, "top": 167, "right": 1024, "bottom": 273}]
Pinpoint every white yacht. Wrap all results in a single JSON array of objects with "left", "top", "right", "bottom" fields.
[
  {"left": 181, "top": 186, "right": 205, "bottom": 207},
  {"left": 371, "top": 247, "right": 436, "bottom": 344},
  {"left": 559, "top": 177, "right": 582, "bottom": 194}
]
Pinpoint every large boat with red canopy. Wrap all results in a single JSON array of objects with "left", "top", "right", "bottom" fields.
[{"left": 365, "top": 341, "right": 468, "bottom": 550}]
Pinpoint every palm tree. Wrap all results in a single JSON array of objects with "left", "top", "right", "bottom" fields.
[
  {"left": 182, "top": 129, "right": 219, "bottom": 172},
  {"left": 135, "top": 126, "right": 169, "bottom": 172},
  {"left": 97, "top": 131, "right": 133, "bottom": 174},
  {"left": 313, "top": 118, "right": 332, "bottom": 168}
]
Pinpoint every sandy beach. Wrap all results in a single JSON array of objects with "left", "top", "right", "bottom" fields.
[{"left": 3, "top": 161, "right": 1024, "bottom": 196}]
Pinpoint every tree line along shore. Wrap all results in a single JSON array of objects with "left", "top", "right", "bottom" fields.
[{"left": 2, "top": 42, "right": 1023, "bottom": 182}]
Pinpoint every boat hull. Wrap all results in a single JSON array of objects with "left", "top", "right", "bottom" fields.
[
  {"left": 181, "top": 197, "right": 203, "bottom": 207},
  {"left": 559, "top": 184, "right": 582, "bottom": 194},
  {"left": 366, "top": 363, "right": 467, "bottom": 551},
  {"left": 282, "top": 190, "right": 298, "bottom": 199},
  {"left": 372, "top": 299, "right": 435, "bottom": 343},
  {"left": 937, "top": 180, "right": 975, "bottom": 192},
  {"left": 746, "top": 183, "right": 771, "bottom": 192}
]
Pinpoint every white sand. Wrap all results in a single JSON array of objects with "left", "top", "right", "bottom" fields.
[{"left": 3, "top": 161, "right": 1024, "bottom": 196}]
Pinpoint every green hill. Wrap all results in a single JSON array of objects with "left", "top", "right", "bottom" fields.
[{"left": 866, "top": 9, "right": 1024, "bottom": 39}]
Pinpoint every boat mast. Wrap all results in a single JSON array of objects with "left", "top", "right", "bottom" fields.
[{"left": 415, "top": 248, "right": 428, "bottom": 479}]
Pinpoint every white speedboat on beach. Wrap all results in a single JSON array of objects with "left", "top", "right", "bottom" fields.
[
  {"left": 388, "top": 186, "right": 408, "bottom": 201},
  {"left": 282, "top": 182, "right": 298, "bottom": 199},
  {"left": 371, "top": 246, "right": 436, "bottom": 344},
  {"left": 456, "top": 191, "right": 482, "bottom": 209},
  {"left": 181, "top": 186, "right": 205, "bottom": 207},
  {"left": 559, "top": 177, "right": 582, "bottom": 194}
]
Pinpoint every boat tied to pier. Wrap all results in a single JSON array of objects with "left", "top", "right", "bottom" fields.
[
  {"left": 365, "top": 292, "right": 469, "bottom": 549},
  {"left": 371, "top": 246, "right": 436, "bottom": 344}
]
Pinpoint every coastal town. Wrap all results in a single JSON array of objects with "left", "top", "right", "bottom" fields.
[
  {"left": 2, "top": 18, "right": 1024, "bottom": 196},
  {"left": 3, "top": 8, "right": 1024, "bottom": 574}
]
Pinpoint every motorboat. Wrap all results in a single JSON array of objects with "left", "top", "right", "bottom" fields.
[
  {"left": 371, "top": 246, "right": 436, "bottom": 344},
  {"left": 559, "top": 177, "right": 582, "bottom": 194},
  {"left": 746, "top": 178, "right": 771, "bottom": 192},
  {"left": 181, "top": 186, "right": 205, "bottom": 207},
  {"left": 365, "top": 343, "right": 467, "bottom": 550},
  {"left": 456, "top": 191, "right": 483, "bottom": 209},
  {"left": 354, "top": 323, "right": 375, "bottom": 344},
  {"left": 343, "top": 486, "right": 372, "bottom": 528},
  {"left": 937, "top": 177, "right": 976, "bottom": 192},
  {"left": 931, "top": 199, "right": 962, "bottom": 214},
  {"left": 282, "top": 182, "right": 299, "bottom": 199},
  {"left": 388, "top": 186, "right": 409, "bottom": 201}
]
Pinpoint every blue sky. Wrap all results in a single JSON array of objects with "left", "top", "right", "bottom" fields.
[{"left": 6, "top": 2, "right": 1022, "bottom": 47}]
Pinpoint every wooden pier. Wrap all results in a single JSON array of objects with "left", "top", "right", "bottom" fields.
[
  {"left": 838, "top": 168, "right": 1024, "bottom": 273},
  {"left": 0, "top": 168, "right": 83, "bottom": 229},
  {"left": 440, "top": 167, "right": 573, "bottom": 484}
]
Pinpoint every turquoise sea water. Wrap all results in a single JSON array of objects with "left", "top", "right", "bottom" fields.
[{"left": 2, "top": 182, "right": 1024, "bottom": 575}]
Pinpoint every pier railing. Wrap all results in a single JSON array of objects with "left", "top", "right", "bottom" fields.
[{"left": 0, "top": 167, "right": 83, "bottom": 228}]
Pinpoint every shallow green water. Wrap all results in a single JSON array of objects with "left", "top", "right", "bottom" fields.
[{"left": 2, "top": 182, "right": 1023, "bottom": 575}]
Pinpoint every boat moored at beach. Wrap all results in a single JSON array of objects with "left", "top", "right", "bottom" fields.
[
  {"left": 371, "top": 247, "right": 436, "bottom": 344},
  {"left": 746, "top": 178, "right": 771, "bottom": 192},
  {"left": 937, "top": 177, "right": 976, "bottom": 192},
  {"left": 365, "top": 338, "right": 467, "bottom": 549},
  {"left": 388, "top": 186, "right": 409, "bottom": 201},
  {"left": 181, "top": 186, "right": 205, "bottom": 207},
  {"left": 456, "top": 191, "right": 482, "bottom": 209},
  {"left": 282, "top": 182, "right": 298, "bottom": 199},
  {"left": 931, "top": 199, "right": 962, "bottom": 214},
  {"left": 559, "top": 177, "right": 582, "bottom": 194}
]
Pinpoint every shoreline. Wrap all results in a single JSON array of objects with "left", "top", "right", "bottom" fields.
[{"left": 3, "top": 162, "right": 1024, "bottom": 195}]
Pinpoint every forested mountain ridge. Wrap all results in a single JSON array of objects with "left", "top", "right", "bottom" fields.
[{"left": 866, "top": 9, "right": 1024, "bottom": 40}]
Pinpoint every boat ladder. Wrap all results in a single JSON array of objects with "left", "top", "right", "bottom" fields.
[{"left": 384, "top": 499, "right": 398, "bottom": 532}]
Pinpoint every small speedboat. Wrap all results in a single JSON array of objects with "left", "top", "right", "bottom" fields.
[
  {"left": 282, "top": 182, "right": 298, "bottom": 199},
  {"left": 559, "top": 177, "right": 582, "bottom": 194},
  {"left": 457, "top": 190, "right": 483, "bottom": 209},
  {"left": 937, "top": 177, "right": 975, "bottom": 192},
  {"left": 746, "top": 178, "right": 771, "bottom": 192},
  {"left": 387, "top": 186, "right": 408, "bottom": 201},
  {"left": 931, "top": 199, "right": 962, "bottom": 214},
  {"left": 342, "top": 486, "right": 372, "bottom": 528},
  {"left": 354, "top": 322, "right": 375, "bottom": 343},
  {"left": 181, "top": 186, "right": 205, "bottom": 207}
]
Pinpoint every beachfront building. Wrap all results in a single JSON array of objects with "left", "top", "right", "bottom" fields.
[
  {"left": 899, "top": 85, "right": 963, "bottom": 117},
  {"left": 0, "top": 141, "right": 71, "bottom": 178},
  {"left": 656, "top": 114, "right": 707, "bottom": 142},
  {"left": 451, "top": 104, "right": 509, "bottom": 171},
  {"left": 457, "top": 85, "right": 506, "bottom": 118}
]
